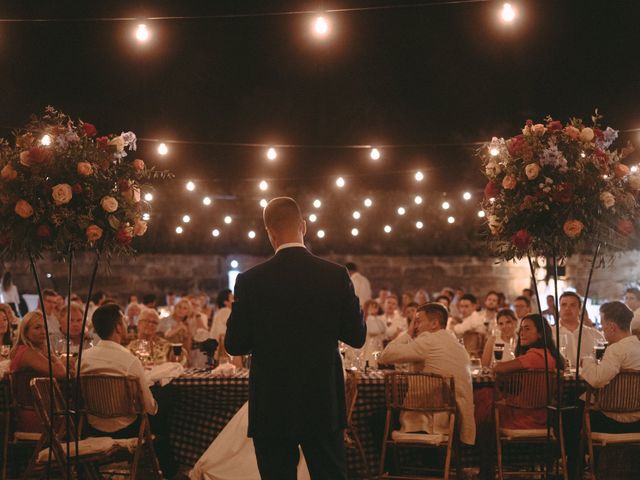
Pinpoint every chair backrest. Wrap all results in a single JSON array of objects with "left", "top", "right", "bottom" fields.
[
  {"left": 463, "top": 331, "right": 485, "bottom": 356},
  {"left": 385, "top": 371, "right": 456, "bottom": 413},
  {"left": 345, "top": 371, "right": 359, "bottom": 427},
  {"left": 494, "top": 369, "right": 558, "bottom": 409},
  {"left": 589, "top": 370, "right": 640, "bottom": 413},
  {"left": 29, "top": 377, "right": 70, "bottom": 432},
  {"left": 79, "top": 375, "right": 145, "bottom": 418}
]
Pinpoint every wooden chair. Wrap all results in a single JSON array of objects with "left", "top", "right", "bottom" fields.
[
  {"left": 78, "top": 374, "right": 162, "bottom": 479},
  {"left": 583, "top": 370, "right": 640, "bottom": 480},
  {"left": 344, "top": 371, "right": 373, "bottom": 480},
  {"left": 494, "top": 370, "right": 567, "bottom": 480},
  {"left": 379, "top": 371, "right": 460, "bottom": 480},
  {"left": 462, "top": 332, "right": 485, "bottom": 358}
]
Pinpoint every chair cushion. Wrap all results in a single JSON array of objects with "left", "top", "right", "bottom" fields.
[
  {"left": 500, "top": 428, "right": 550, "bottom": 439},
  {"left": 37, "top": 437, "right": 116, "bottom": 463},
  {"left": 592, "top": 432, "right": 640, "bottom": 445},
  {"left": 391, "top": 430, "right": 447, "bottom": 444},
  {"left": 14, "top": 431, "right": 42, "bottom": 442}
]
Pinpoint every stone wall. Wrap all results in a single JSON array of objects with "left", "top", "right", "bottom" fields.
[{"left": 2, "top": 251, "right": 639, "bottom": 304}]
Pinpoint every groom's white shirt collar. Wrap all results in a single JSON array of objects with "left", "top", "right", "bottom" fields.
[{"left": 276, "top": 242, "right": 306, "bottom": 253}]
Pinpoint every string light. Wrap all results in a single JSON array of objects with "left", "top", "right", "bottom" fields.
[
  {"left": 477, "top": 210, "right": 486, "bottom": 218},
  {"left": 313, "top": 199, "right": 322, "bottom": 208},
  {"left": 317, "top": 229, "right": 326, "bottom": 238},
  {"left": 182, "top": 215, "right": 191, "bottom": 223},
  {"left": 259, "top": 180, "right": 269, "bottom": 191},
  {"left": 414, "top": 171, "right": 424, "bottom": 182},
  {"left": 463, "top": 192, "right": 472, "bottom": 200},
  {"left": 397, "top": 207, "right": 406, "bottom": 216},
  {"left": 632, "top": 165, "right": 639, "bottom": 173},
  {"left": 157, "top": 143, "right": 168, "bottom": 155},
  {"left": 230, "top": 260, "right": 239, "bottom": 269},
  {"left": 202, "top": 196, "right": 212, "bottom": 206},
  {"left": 351, "top": 228, "right": 359, "bottom": 237},
  {"left": 489, "top": 146, "right": 499, "bottom": 156},
  {"left": 224, "top": 215, "right": 232, "bottom": 224},
  {"left": 336, "top": 177, "right": 345, "bottom": 188},
  {"left": 370, "top": 148, "right": 381, "bottom": 161},
  {"left": 144, "top": 193, "right": 153, "bottom": 202},
  {"left": 259, "top": 198, "right": 268, "bottom": 208},
  {"left": 447, "top": 216, "right": 455, "bottom": 224},
  {"left": 416, "top": 221, "right": 424, "bottom": 229},
  {"left": 442, "top": 201, "right": 450, "bottom": 210},
  {"left": 364, "top": 198, "right": 373, "bottom": 208},
  {"left": 266, "top": 147, "right": 277, "bottom": 161},
  {"left": 248, "top": 230, "right": 256, "bottom": 239},
  {"left": 309, "top": 214, "right": 318, "bottom": 222},
  {"left": 383, "top": 225, "right": 392, "bottom": 234},
  {"left": 142, "top": 213, "right": 151, "bottom": 221},
  {"left": 501, "top": 3, "right": 516, "bottom": 23},
  {"left": 40, "top": 134, "right": 52, "bottom": 146},
  {"left": 175, "top": 226, "right": 183, "bottom": 234},
  {"left": 352, "top": 211, "right": 361, "bottom": 220},
  {"left": 414, "top": 195, "right": 423, "bottom": 205},
  {"left": 186, "top": 181, "right": 195, "bottom": 191},
  {"left": 212, "top": 228, "right": 220, "bottom": 237},
  {"left": 313, "top": 16, "right": 330, "bottom": 38},
  {"left": 135, "top": 23, "right": 150, "bottom": 42}
]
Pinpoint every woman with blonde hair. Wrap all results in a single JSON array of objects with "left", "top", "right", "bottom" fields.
[
  {"left": 0, "top": 303, "right": 17, "bottom": 348},
  {"left": 165, "top": 298, "right": 194, "bottom": 356}
]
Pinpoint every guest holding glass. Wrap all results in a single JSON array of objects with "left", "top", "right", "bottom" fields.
[
  {"left": 481, "top": 308, "right": 518, "bottom": 367},
  {"left": 128, "top": 307, "right": 174, "bottom": 365}
]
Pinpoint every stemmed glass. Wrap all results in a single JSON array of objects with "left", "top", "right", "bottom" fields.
[
  {"left": 559, "top": 333, "right": 571, "bottom": 371},
  {"left": 136, "top": 339, "right": 151, "bottom": 366}
]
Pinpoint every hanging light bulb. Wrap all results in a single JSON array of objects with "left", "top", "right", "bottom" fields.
[
  {"left": 224, "top": 215, "right": 232, "bottom": 224},
  {"left": 309, "top": 214, "right": 318, "bottom": 223},
  {"left": 175, "top": 226, "right": 183, "bottom": 234},
  {"left": 186, "top": 181, "right": 195, "bottom": 192},
  {"left": 352, "top": 211, "right": 361, "bottom": 220},
  {"left": 157, "top": 143, "right": 168, "bottom": 155},
  {"left": 142, "top": 213, "right": 151, "bottom": 221},
  {"left": 415, "top": 171, "right": 424, "bottom": 182},
  {"left": 248, "top": 230, "right": 256, "bottom": 239},
  {"left": 447, "top": 216, "right": 455, "bottom": 224},
  {"left": 364, "top": 198, "right": 373, "bottom": 208},
  {"left": 202, "top": 196, "right": 212, "bottom": 206},
  {"left": 384, "top": 225, "right": 392, "bottom": 233},
  {"left": 477, "top": 210, "right": 486, "bottom": 218},
  {"left": 397, "top": 207, "right": 406, "bottom": 216},
  {"left": 489, "top": 147, "right": 500, "bottom": 156},
  {"left": 259, "top": 180, "right": 269, "bottom": 191},
  {"left": 182, "top": 215, "right": 191, "bottom": 223},
  {"left": 370, "top": 148, "right": 381, "bottom": 161},
  {"left": 351, "top": 228, "right": 359, "bottom": 237},
  {"left": 463, "top": 192, "right": 472, "bottom": 201},
  {"left": 313, "top": 199, "right": 322, "bottom": 208},
  {"left": 442, "top": 201, "right": 450, "bottom": 210},
  {"left": 230, "top": 260, "right": 239, "bottom": 269},
  {"left": 259, "top": 198, "right": 268, "bottom": 208},
  {"left": 135, "top": 23, "right": 150, "bottom": 42},
  {"left": 144, "top": 193, "right": 153, "bottom": 202},
  {"left": 212, "top": 229, "right": 220, "bottom": 237},
  {"left": 40, "top": 134, "right": 52, "bottom": 146},
  {"left": 414, "top": 195, "right": 423, "bottom": 205},
  {"left": 313, "top": 16, "right": 330, "bottom": 38},
  {"left": 266, "top": 147, "right": 277, "bottom": 161},
  {"left": 416, "top": 221, "right": 424, "bottom": 229},
  {"left": 501, "top": 3, "right": 516, "bottom": 23},
  {"left": 317, "top": 229, "right": 325, "bottom": 238},
  {"left": 336, "top": 177, "right": 345, "bottom": 188}
]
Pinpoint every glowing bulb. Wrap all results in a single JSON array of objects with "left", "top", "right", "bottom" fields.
[
  {"left": 384, "top": 225, "right": 392, "bottom": 233},
  {"left": 336, "top": 177, "right": 345, "bottom": 188},
  {"left": 135, "top": 23, "right": 150, "bottom": 42},
  {"left": 175, "top": 226, "right": 183, "bottom": 234},
  {"left": 259, "top": 180, "right": 269, "bottom": 191},
  {"left": 230, "top": 260, "right": 239, "bottom": 269},
  {"left": 40, "top": 134, "right": 52, "bottom": 146},
  {"left": 259, "top": 198, "right": 268, "bottom": 208},
  {"left": 489, "top": 147, "right": 500, "bottom": 156},
  {"left": 309, "top": 214, "right": 317, "bottom": 223},
  {"left": 313, "top": 16, "right": 330, "bottom": 37},
  {"left": 186, "top": 181, "right": 195, "bottom": 192},
  {"left": 317, "top": 229, "right": 325, "bottom": 239},
  {"left": 182, "top": 215, "right": 191, "bottom": 223},
  {"left": 415, "top": 171, "right": 424, "bottom": 182},
  {"left": 142, "top": 213, "right": 150, "bottom": 221},
  {"left": 442, "top": 201, "right": 450, "bottom": 210},
  {"left": 447, "top": 216, "right": 455, "bottom": 224},
  {"left": 202, "top": 196, "right": 212, "bottom": 206},
  {"left": 463, "top": 192, "right": 472, "bottom": 200},
  {"left": 248, "top": 230, "right": 256, "bottom": 239},
  {"left": 157, "top": 143, "right": 168, "bottom": 155},
  {"left": 266, "top": 147, "right": 277, "bottom": 161},
  {"left": 313, "top": 199, "right": 322, "bottom": 208},
  {"left": 144, "top": 193, "right": 153, "bottom": 202},
  {"left": 631, "top": 165, "right": 639, "bottom": 173},
  {"left": 416, "top": 221, "right": 424, "bottom": 229},
  {"left": 501, "top": 3, "right": 516, "bottom": 23},
  {"left": 212, "top": 229, "right": 220, "bottom": 237},
  {"left": 397, "top": 207, "right": 406, "bottom": 216},
  {"left": 351, "top": 228, "right": 359, "bottom": 237},
  {"left": 352, "top": 211, "right": 361, "bottom": 220},
  {"left": 364, "top": 198, "right": 373, "bottom": 208},
  {"left": 478, "top": 210, "right": 486, "bottom": 218},
  {"left": 224, "top": 215, "right": 232, "bottom": 224},
  {"left": 414, "top": 195, "right": 423, "bottom": 205},
  {"left": 370, "top": 148, "right": 381, "bottom": 161},
  {"left": 580, "top": 152, "right": 586, "bottom": 158}
]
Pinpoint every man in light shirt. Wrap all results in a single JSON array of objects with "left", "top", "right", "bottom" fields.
[
  {"left": 450, "top": 293, "right": 485, "bottom": 336},
  {"left": 380, "top": 302, "right": 475, "bottom": 446},
  {"left": 378, "top": 295, "right": 406, "bottom": 341},
  {"left": 81, "top": 304, "right": 178, "bottom": 478},
  {"left": 481, "top": 291, "right": 500, "bottom": 330},
  {"left": 581, "top": 301, "right": 640, "bottom": 432},
  {"left": 513, "top": 295, "right": 532, "bottom": 321},
  {"left": 554, "top": 291, "right": 604, "bottom": 368},
  {"left": 345, "top": 262, "right": 371, "bottom": 308},
  {"left": 623, "top": 287, "right": 640, "bottom": 336}
]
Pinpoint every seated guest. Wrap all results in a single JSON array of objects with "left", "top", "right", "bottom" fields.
[
  {"left": 480, "top": 291, "right": 500, "bottom": 331},
  {"left": 623, "top": 287, "right": 640, "bottom": 337},
  {"left": 380, "top": 303, "right": 475, "bottom": 445},
  {"left": 402, "top": 301, "right": 419, "bottom": 328},
  {"left": 81, "top": 304, "right": 178, "bottom": 478},
  {"left": 450, "top": 293, "right": 484, "bottom": 336},
  {"left": 209, "top": 289, "right": 233, "bottom": 342},
  {"left": 10, "top": 311, "right": 67, "bottom": 432},
  {"left": 53, "top": 302, "right": 93, "bottom": 351},
  {"left": 128, "top": 308, "right": 172, "bottom": 364},
  {"left": 361, "top": 299, "right": 385, "bottom": 366},
  {"left": 513, "top": 295, "right": 532, "bottom": 321},
  {"left": 481, "top": 308, "right": 518, "bottom": 367},
  {"left": 414, "top": 289, "right": 429, "bottom": 306},
  {"left": 38, "top": 288, "right": 62, "bottom": 336},
  {"left": 1, "top": 303, "right": 16, "bottom": 348},
  {"left": 581, "top": 301, "right": 640, "bottom": 432},
  {"left": 378, "top": 294, "right": 406, "bottom": 341},
  {"left": 435, "top": 294, "right": 451, "bottom": 309},
  {"left": 493, "top": 313, "right": 564, "bottom": 429},
  {"left": 164, "top": 298, "right": 193, "bottom": 352}
]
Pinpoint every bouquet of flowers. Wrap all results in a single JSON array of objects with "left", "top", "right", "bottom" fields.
[
  {"left": 479, "top": 112, "right": 639, "bottom": 261},
  {"left": 0, "top": 107, "right": 172, "bottom": 260}
]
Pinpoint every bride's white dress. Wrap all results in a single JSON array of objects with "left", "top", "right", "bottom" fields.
[{"left": 189, "top": 402, "right": 311, "bottom": 480}]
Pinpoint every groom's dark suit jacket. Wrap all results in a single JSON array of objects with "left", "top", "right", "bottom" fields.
[{"left": 225, "top": 246, "right": 366, "bottom": 438}]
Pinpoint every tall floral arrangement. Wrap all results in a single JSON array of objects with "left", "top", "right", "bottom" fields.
[
  {"left": 479, "top": 113, "right": 639, "bottom": 261},
  {"left": 0, "top": 107, "right": 171, "bottom": 260}
]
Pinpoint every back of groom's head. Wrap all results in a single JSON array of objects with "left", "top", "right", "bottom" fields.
[{"left": 263, "top": 197, "right": 303, "bottom": 233}]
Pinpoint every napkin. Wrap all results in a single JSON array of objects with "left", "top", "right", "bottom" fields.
[
  {"left": 145, "top": 362, "right": 184, "bottom": 387},
  {"left": 210, "top": 362, "right": 236, "bottom": 377}
]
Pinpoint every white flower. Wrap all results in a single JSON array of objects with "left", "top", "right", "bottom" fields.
[
  {"left": 108, "top": 136, "right": 125, "bottom": 152},
  {"left": 580, "top": 127, "right": 595, "bottom": 142},
  {"left": 600, "top": 191, "right": 615, "bottom": 209},
  {"left": 525, "top": 163, "right": 540, "bottom": 180},
  {"left": 100, "top": 196, "right": 119, "bottom": 213},
  {"left": 120, "top": 131, "right": 137, "bottom": 151}
]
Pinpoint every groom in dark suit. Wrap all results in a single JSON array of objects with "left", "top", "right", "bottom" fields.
[{"left": 225, "top": 197, "right": 366, "bottom": 480}]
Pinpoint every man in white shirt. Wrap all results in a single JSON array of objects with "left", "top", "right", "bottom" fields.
[
  {"left": 380, "top": 302, "right": 475, "bottom": 446},
  {"left": 554, "top": 291, "right": 604, "bottom": 368},
  {"left": 623, "top": 287, "right": 640, "bottom": 336},
  {"left": 481, "top": 291, "right": 500, "bottom": 330},
  {"left": 450, "top": 293, "right": 485, "bottom": 336},
  {"left": 581, "top": 301, "right": 640, "bottom": 431},
  {"left": 378, "top": 295, "right": 406, "bottom": 341},
  {"left": 81, "top": 304, "right": 178, "bottom": 478},
  {"left": 345, "top": 262, "right": 371, "bottom": 308}
]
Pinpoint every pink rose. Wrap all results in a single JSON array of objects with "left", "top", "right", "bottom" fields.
[
  {"left": 77, "top": 162, "right": 93, "bottom": 176},
  {"left": 51, "top": 184, "right": 73, "bottom": 206},
  {"left": 85, "top": 224, "right": 103, "bottom": 242},
  {"left": 532, "top": 124, "right": 546, "bottom": 136},
  {"left": 525, "top": 163, "right": 540, "bottom": 180},
  {"left": 564, "top": 126, "right": 580, "bottom": 140},
  {"left": 512, "top": 229, "right": 532, "bottom": 250},
  {"left": 132, "top": 159, "right": 145, "bottom": 171},
  {"left": 14, "top": 199, "right": 34, "bottom": 219},
  {"left": 563, "top": 219, "right": 584, "bottom": 238},
  {"left": 134, "top": 219, "right": 148, "bottom": 236},
  {"left": 1, "top": 164, "right": 17, "bottom": 180},
  {"left": 100, "top": 196, "right": 118, "bottom": 213},
  {"left": 614, "top": 163, "right": 630, "bottom": 178},
  {"left": 580, "top": 127, "right": 595, "bottom": 142},
  {"left": 502, "top": 175, "right": 517, "bottom": 190}
]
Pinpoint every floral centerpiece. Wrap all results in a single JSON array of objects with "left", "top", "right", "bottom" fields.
[
  {"left": 0, "top": 107, "right": 171, "bottom": 260},
  {"left": 479, "top": 112, "right": 639, "bottom": 261}
]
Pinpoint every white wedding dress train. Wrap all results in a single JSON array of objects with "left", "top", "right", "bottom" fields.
[{"left": 189, "top": 402, "right": 311, "bottom": 480}]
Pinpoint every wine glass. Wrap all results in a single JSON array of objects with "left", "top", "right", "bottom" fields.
[
  {"left": 470, "top": 356, "right": 482, "bottom": 375},
  {"left": 136, "top": 339, "right": 151, "bottom": 366},
  {"left": 559, "top": 333, "right": 572, "bottom": 371},
  {"left": 594, "top": 340, "right": 606, "bottom": 362},
  {"left": 493, "top": 341, "right": 505, "bottom": 363}
]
